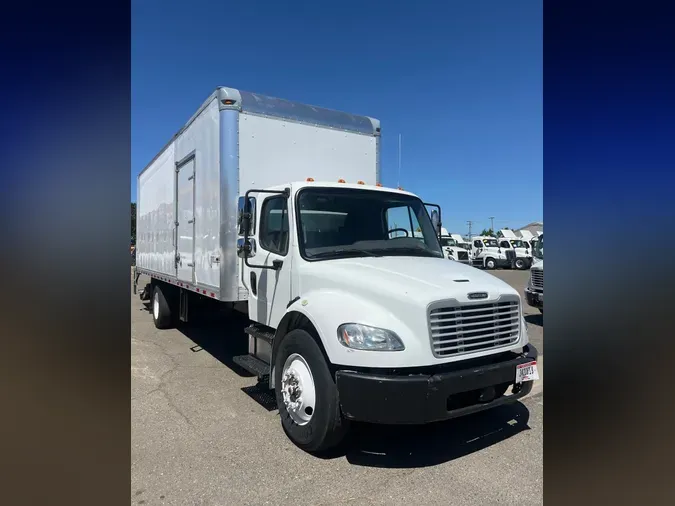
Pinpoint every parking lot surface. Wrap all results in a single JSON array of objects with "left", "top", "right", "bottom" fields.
[{"left": 132, "top": 268, "right": 543, "bottom": 505}]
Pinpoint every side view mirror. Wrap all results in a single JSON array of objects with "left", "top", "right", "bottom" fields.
[
  {"left": 237, "top": 196, "right": 256, "bottom": 236},
  {"left": 237, "top": 238, "right": 256, "bottom": 258}
]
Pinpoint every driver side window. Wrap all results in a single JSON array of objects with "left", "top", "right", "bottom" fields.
[
  {"left": 474, "top": 240, "right": 482, "bottom": 248},
  {"left": 386, "top": 205, "right": 421, "bottom": 239},
  {"left": 500, "top": 241, "right": 510, "bottom": 248}
]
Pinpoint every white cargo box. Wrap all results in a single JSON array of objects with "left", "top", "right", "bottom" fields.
[{"left": 136, "top": 87, "right": 381, "bottom": 302}]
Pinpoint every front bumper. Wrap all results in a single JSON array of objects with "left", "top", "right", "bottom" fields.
[
  {"left": 525, "top": 288, "right": 543, "bottom": 308},
  {"left": 335, "top": 344, "right": 538, "bottom": 424}
]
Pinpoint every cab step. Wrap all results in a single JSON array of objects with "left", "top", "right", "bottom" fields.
[
  {"left": 244, "top": 325, "right": 275, "bottom": 343},
  {"left": 233, "top": 354, "right": 269, "bottom": 380}
]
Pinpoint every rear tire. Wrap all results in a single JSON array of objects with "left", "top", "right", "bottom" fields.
[
  {"left": 274, "top": 329, "right": 349, "bottom": 453},
  {"left": 485, "top": 257, "right": 496, "bottom": 269},
  {"left": 152, "top": 284, "right": 174, "bottom": 329}
]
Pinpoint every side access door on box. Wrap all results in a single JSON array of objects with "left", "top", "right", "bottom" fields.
[{"left": 175, "top": 154, "right": 195, "bottom": 283}]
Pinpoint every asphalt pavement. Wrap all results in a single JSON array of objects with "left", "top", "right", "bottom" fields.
[{"left": 131, "top": 268, "right": 543, "bottom": 505}]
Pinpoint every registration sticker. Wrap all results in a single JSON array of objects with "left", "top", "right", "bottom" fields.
[{"left": 516, "top": 361, "right": 539, "bottom": 383}]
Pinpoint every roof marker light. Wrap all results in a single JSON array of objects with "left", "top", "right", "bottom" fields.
[
  {"left": 338, "top": 179, "right": 346, "bottom": 183},
  {"left": 398, "top": 186, "right": 404, "bottom": 190},
  {"left": 221, "top": 99, "right": 236, "bottom": 105},
  {"left": 357, "top": 180, "right": 365, "bottom": 185},
  {"left": 376, "top": 183, "right": 383, "bottom": 187},
  {"left": 306, "top": 177, "right": 314, "bottom": 182}
]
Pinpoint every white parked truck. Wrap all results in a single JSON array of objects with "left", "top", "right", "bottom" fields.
[
  {"left": 497, "top": 229, "right": 533, "bottom": 270},
  {"left": 439, "top": 228, "right": 471, "bottom": 264},
  {"left": 134, "top": 87, "right": 538, "bottom": 453},
  {"left": 517, "top": 229, "right": 537, "bottom": 251},
  {"left": 525, "top": 233, "right": 543, "bottom": 313},
  {"left": 470, "top": 236, "right": 510, "bottom": 269}
]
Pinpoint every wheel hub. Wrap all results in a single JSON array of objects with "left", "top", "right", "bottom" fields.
[{"left": 280, "top": 353, "right": 316, "bottom": 425}]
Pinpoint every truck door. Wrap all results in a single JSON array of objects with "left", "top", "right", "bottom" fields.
[
  {"left": 245, "top": 194, "right": 292, "bottom": 328},
  {"left": 175, "top": 155, "right": 195, "bottom": 283}
]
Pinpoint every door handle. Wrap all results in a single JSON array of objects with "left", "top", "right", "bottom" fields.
[{"left": 187, "top": 263, "right": 194, "bottom": 267}]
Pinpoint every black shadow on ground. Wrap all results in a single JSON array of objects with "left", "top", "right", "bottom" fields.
[
  {"left": 525, "top": 313, "right": 543, "bottom": 327},
  {"left": 327, "top": 401, "right": 532, "bottom": 468},
  {"left": 141, "top": 300, "right": 251, "bottom": 375}
]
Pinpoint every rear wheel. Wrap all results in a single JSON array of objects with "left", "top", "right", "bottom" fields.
[
  {"left": 274, "top": 329, "right": 349, "bottom": 453},
  {"left": 485, "top": 257, "right": 496, "bottom": 269},
  {"left": 152, "top": 284, "right": 174, "bottom": 329}
]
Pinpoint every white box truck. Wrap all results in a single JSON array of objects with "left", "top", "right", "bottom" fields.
[{"left": 134, "top": 87, "right": 539, "bottom": 453}]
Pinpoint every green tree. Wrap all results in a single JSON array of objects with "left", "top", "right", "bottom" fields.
[
  {"left": 480, "top": 228, "right": 495, "bottom": 237},
  {"left": 131, "top": 202, "right": 137, "bottom": 243}
]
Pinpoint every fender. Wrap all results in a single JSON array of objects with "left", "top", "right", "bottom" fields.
[{"left": 271, "top": 288, "right": 426, "bottom": 370}]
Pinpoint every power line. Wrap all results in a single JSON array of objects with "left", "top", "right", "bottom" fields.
[{"left": 466, "top": 220, "right": 474, "bottom": 238}]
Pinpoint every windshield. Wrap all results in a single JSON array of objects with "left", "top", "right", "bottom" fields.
[
  {"left": 296, "top": 188, "right": 444, "bottom": 260},
  {"left": 533, "top": 235, "right": 543, "bottom": 259},
  {"left": 440, "top": 237, "right": 458, "bottom": 247},
  {"left": 482, "top": 238, "right": 498, "bottom": 248},
  {"left": 510, "top": 240, "right": 525, "bottom": 248}
]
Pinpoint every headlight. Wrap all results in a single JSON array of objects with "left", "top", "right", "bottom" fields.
[{"left": 337, "top": 323, "right": 405, "bottom": 351}]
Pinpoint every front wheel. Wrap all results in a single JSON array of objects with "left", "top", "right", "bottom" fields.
[
  {"left": 274, "top": 329, "right": 349, "bottom": 453},
  {"left": 485, "top": 257, "right": 496, "bottom": 269},
  {"left": 515, "top": 258, "right": 526, "bottom": 270}
]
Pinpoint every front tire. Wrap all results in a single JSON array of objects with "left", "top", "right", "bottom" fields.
[
  {"left": 152, "top": 284, "right": 174, "bottom": 329},
  {"left": 274, "top": 329, "right": 349, "bottom": 453},
  {"left": 515, "top": 258, "right": 526, "bottom": 270},
  {"left": 485, "top": 257, "right": 496, "bottom": 269}
]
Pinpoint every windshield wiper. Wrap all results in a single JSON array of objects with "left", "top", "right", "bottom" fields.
[
  {"left": 384, "top": 247, "right": 442, "bottom": 257},
  {"left": 308, "top": 248, "right": 382, "bottom": 259}
]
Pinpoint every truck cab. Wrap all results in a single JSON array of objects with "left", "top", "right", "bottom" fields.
[
  {"left": 525, "top": 233, "right": 543, "bottom": 313},
  {"left": 497, "top": 229, "right": 533, "bottom": 270},
  {"left": 470, "top": 236, "right": 510, "bottom": 269},
  {"left": 238, "top": 181, "right": 537, "bottom": 451},
  {"left": 439, "top": 228, "right": 471, "bottom": 264}
]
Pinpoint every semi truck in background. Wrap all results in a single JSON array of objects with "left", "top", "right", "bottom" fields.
[
  {"left": 470, "top": 235, "right": 511, "bottom": 269},
  {"left": 517, "top": 229, "right": 537, "bottom": 250},
  {"left": 133, "top": 86, "right": 538, "bottom": 453},
  {"left": 451, "top": 233, "right": 471, "bottom": 252},
  {"left": 525, "top": 233, "right": 543, "bottom": 313},
  {"left": 439, "top": 227, "right": 471, "bottom": 264},
  {"left": 497, "top": 229, "right": 532, "bottom": 270}
]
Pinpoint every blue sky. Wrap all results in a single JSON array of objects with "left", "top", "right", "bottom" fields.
[{"left": 132, "top": 0, "right": 542, "bottom": 235}]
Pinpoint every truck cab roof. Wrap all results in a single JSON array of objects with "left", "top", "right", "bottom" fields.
[{"left": 262, "top": 181, "right": 418, "bottom": 198}]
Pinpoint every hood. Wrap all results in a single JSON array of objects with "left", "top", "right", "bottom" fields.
[{"left": 300, "top": 256, "right": 518, "bottom": 306}]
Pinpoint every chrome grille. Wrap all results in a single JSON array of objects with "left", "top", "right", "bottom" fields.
[
  {"left": 428, "top": 298, "right": 520, "bottom": 358},
  {"left": 531, "top": 270, "right": 543, "bottom": 289}
]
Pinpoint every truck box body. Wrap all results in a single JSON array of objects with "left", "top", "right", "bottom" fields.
[{"left": 136, "top": 87, "right": 381, "bottom": 302}]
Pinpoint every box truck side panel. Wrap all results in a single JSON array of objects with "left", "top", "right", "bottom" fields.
[
  {"left": 137, "top": 142, "right": 176, "bottom": 277},
  {"left": 174, "top": 98, "right": 221, "bottom": 291},
  {"left": 238, "top": 113, "right": 378, "bottom": 190}
]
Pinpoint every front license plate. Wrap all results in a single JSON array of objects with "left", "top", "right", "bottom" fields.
[{"left": 516, "top": 361, "right": 539, "bottom": 383}]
